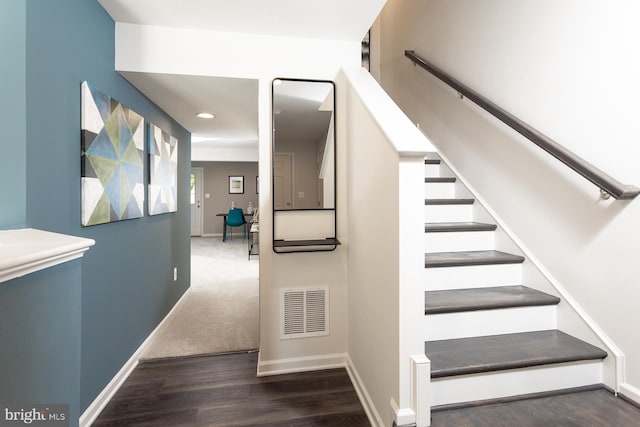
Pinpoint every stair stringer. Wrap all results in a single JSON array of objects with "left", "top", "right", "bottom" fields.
[{"left": 429, "top": 148, "right": 623, "bottom": 392}]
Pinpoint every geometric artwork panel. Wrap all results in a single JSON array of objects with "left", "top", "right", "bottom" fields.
[
  {"left": 148, "top": 123, "right": 178, "bottom": 215},
  {"left": 81, "top": 81, "right": 145, "bottom": 226}
]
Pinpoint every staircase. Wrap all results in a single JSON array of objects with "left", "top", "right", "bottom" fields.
[{"left": 423, "top": 155, "right": 608, "bottom": 410}]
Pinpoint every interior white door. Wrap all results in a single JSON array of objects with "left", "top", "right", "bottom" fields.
[
  {"left": 274, "top": 153, "right": 293, "bottom": 209},
  {"left": 190, "top": 168, "right": 203, "bottom": 236}
]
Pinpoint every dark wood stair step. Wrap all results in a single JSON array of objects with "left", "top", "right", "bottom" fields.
[
  {"left": 425, "top": 285, "right": 561, "bottom": 315},
  {"left": 425, "top": 159, "right": 441, "bottom": 165},
  {"left": 425, "top": 250, "right": 524, "bottom": 268},
  {"left": 425, "top": 177, "right": 456, "bottom": 183},
  {"left": 426, "top": 330, "right": 607, "bottom": 379},
  {"left": 425, "top": 222, "right": 497, "bottom": 233},
  {"left": 425, "top": 198, "right": 474, "bottom": 205}
]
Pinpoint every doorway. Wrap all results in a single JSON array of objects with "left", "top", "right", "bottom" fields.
[
  {"left": 142, "top": 161, "right": 260, "bottom": 360},
  {"left": 190, "top": 167, "right": 203, "bottom": 236}
]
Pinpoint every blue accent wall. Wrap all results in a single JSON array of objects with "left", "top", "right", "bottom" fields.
[
  {"left": 0, "top": 0, "right": 27, "bottom": 229},
  {"left": 0, "top": 0, "right": 192, "bottom": 422},
  {"left": 0, "top": 262, "right": 82, "bottom": 424}
]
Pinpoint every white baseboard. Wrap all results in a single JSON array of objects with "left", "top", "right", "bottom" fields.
[
  {"left": 345, "top": 355, "right": 385, "bottom": 427},
  {"left": 620, "top": 382, "right": 640, "bottom": 406},
  {"left": 256, "top": 352, "right": 346, "bottom": 377},
  {"left": 199, "top": 233, "right": 222, "bottom": 238},
  {"left": 79, "top": 288, "right": 192, "bottom": 427},
  {"left": 390, "top": 398, "right": 415, "bottom": 427}
]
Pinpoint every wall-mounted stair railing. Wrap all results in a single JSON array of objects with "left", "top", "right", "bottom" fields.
[{"left": 405, "top": 50, "right": 640, "bottom": 200}]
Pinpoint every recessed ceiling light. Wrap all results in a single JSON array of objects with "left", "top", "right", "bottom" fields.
[{"left": 196, "top": 112, "right": 215, "bottom": 119}]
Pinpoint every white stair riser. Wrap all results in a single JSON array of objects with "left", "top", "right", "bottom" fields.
[
  {"left": 430, "top": 361, "right": 603, "bottom": 407},
  {"left": 425, "top": 182, "right": 455, "bottom": 198},
  {"left": 425, "top": 164, "right": 440, "bottom": 177},
  {"left": 425, "top": 306, "right": 557, "bottom": 341},
  {"left": 425, "top": 231, "right": 494, "bottom": 252},
  {"left": 425, "top": 264, "right": 522, "bottom": 290},
  {"left": 425, "top": 204, "right": 473, "bottom": 223}
]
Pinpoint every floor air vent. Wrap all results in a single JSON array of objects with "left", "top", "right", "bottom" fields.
[{"left": 280, "top": 287, "right": 329, "bottom": 339}]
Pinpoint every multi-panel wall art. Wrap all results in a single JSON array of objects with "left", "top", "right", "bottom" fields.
[
  {"left": 148, "top": 123, "right": 178, "bottom": 215},
  {"left": 81, "top": 81, "right": 145, "bottom": 226}
]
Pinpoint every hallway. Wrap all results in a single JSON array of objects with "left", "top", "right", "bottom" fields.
[{"left": 143, "top": 237, "right": 259, "bottom": 359}]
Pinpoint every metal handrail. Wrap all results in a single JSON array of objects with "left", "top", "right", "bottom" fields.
[{"left": 405, "top": 50, "right": 640, "bottom": 200}]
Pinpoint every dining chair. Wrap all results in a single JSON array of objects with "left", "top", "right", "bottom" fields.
[{"left": 226, "top": 208, "right": 247, "bottom": 241}]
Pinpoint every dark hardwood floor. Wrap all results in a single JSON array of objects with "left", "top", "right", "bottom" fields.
[
  {"left": 93, "top": 350, "right": 640, "bottom": 427},
  {"left": 431, "top": 387, "right": 640, "bottom": 427},
  {"left": 92, "top": 351, "right": 370, "bottom": 426}
]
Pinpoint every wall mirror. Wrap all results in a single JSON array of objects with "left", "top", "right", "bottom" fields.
[{"left": 272, "top": 78, "right": 339, "bottom": 253}]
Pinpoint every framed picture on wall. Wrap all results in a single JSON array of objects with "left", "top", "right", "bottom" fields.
[
  {"left": 80, "top": 81, "right": 144, "bottom": 226},
  {"left": 229, "top": 176, "right": 244, "bottom": 194},
  {"left": 148, "top": 122, "right": 178, "bottom": 215}
]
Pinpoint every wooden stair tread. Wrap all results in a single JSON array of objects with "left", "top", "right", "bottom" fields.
[
  {"left": 425, "top": 250, "right": 525, "bottom": 268},
  {"left": 425, "top": 222, "right": 497, "bottom": 233},
  {"left": 427, "top": 330, "right": 608, "bottom": 378},
  {"left": 425, "top": 177, "right": 456, "bottom": 183},
  {"left": 425, "top": 285, "right": 561, "bottom": 314},
  {"left": 425, "top": 198, "right": 475, "bottom": 205}
]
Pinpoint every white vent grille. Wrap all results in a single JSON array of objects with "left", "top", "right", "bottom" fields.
[{"left": 281, "top": 287, "right": 329, "bottom": 339}]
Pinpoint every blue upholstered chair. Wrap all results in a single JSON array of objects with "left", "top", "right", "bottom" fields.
[{"left": 226, "top": 208, "right": 247, "bottom": 241}]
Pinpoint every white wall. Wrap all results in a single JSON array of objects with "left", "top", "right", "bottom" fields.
[
  {"left": 113, "top": 22, "right": 360, "bottom": 375},
  {"left": 191, "top": 143, "right": 258, "bottom": 162},
  {"left": 340, "top": 67, "right": 429, "bottom": 426},
  {"left": 376, "top": 0, "right": 640, "bottom": 400}
]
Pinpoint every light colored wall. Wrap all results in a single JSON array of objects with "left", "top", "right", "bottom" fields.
[
  {"left": 113, "top": 23, "right": 360, "bottom": 375},
  {"left": 192, "top": 144, "right": 258, "bottom": 162},
  {"left": 376, "top": 0, "right": 640, "bottom": 399},
  {"left": 340, "top": 67, "right": 430, "bottom": 426},
  {"left": 191, "top": 161, "right": 259, "bottom": 235},
  {"left": 342, "top": 70, "right": 401, "bottom": 426}
]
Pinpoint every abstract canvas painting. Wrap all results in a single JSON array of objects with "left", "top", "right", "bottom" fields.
[
  {"left": 81, "top": 81, "right": 145, "bottom": 226},
  {"left": 148, "top": 123, "right": 178, "bottom": 215}
]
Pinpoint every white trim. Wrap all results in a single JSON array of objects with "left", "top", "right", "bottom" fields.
[
  {"left": 80, "top": 288, "right": 192, "bottom": 427},
  {"left": 345, "top": 355, "right": 384, "bottom": 427},
  {"left": 341, "top": 67, "right": 434, "bottom": 157},
  {"left": 390, "top": 399, "right": 415, "bottom": 427},
  {"left": 410, "top": 354, "right": 431, "bottom": 427},
  {"left": 256, "top": 352, "right": 346, "bottom": 377},
  {"left": 0, "top": 228, "right": 95, "bottom": 284},
  {"left": 190, "top": 167, "right": 204, "bottom": 237},
  {"left": 427, "top": 145, "right": 625, "bottom": 391},
  {"left": 200, "top": 233, "right": 223, "bottom": 238},
  {"left": 620, "top": 382, "right": 640, "bottom": 406},
  {"left": 431, "top": 360, "right": 603, "bottom": 406}
]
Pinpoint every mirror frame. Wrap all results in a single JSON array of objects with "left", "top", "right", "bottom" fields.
[{"left": 271, "top": 78, "right": 339, "bottom": 253}]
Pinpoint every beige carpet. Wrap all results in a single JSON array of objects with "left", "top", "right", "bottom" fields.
[{"left": 142, "top": 236, "right": 259, "bottom": 359}]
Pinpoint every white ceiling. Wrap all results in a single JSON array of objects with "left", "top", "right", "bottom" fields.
[
  {"left": 121, "top": 72, "right": 258, "bottom": 147},
  {"left": 97, "top": 0, "right": 385, "bottom": 155},
  {"left": 98, "top": 0, "right": 381, "bottom": 41}
]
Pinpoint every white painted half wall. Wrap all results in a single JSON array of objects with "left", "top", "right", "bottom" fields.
[
  {"left": 375, "top": 0, "right": 640, "bottom": 397},
  {"left": 340, "top": 66, "right": 429, "bottom": 426}
]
